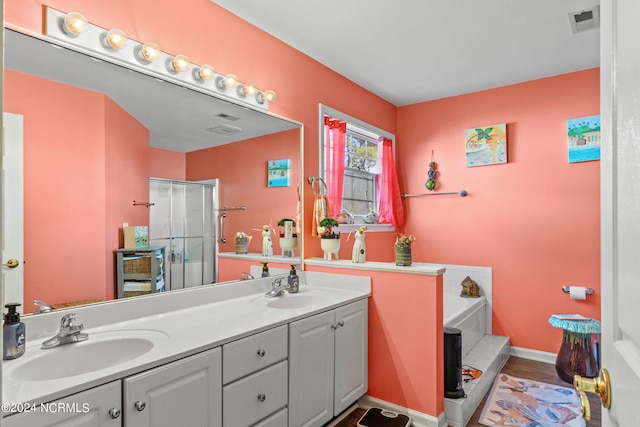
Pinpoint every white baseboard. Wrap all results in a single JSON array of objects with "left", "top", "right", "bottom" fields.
[
  {"left": 510, "top": 346, "right": 556, "bottom": 365},
  {"left": 357, "top": 395, "right": 447, "bottom": 427}
]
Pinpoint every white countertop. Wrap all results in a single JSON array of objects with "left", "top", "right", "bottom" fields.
[
  {"left": 2, "top": 273, "right": 370, "bottom": 410},
  {"left": 304, "top": 258, "right": 446, "bottom": 276},
  {"left": 219, "top": 252, "right": 302, "bottom": 265}
]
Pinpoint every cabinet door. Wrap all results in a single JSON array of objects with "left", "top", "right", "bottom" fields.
[
  {"left": 123, "top": 347, "right": 222, "bottom": 427},
  {"left": 3, "top": 381, "right": 121, "bottom": 427},
  {"left": 334, "top": 299, "right": 368, "bottom": 415},
  {"left": 288, "top": 310, "right": 335, "bottom": 427}
]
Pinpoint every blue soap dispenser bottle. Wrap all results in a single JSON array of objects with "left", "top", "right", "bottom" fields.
[
  {"left": 287, "top": 264, "right": 299, "bottom": 293},
  {"left": 3, "top": 303, "right": 26, "bottom": 360}
]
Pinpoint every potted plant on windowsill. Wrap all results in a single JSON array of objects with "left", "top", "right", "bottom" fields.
[
  {"left": 277, "top": 218, "right": 297, "bottom": 257},
  {"left": 319, "top": 217, "right": 341, "bottom": 260}
]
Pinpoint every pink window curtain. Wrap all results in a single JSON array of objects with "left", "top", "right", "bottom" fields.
[
  {"left": 377, "top": 137, "right": 405, "bottom": 228},
  {"left": 324, "top": 117, "right": 346, "bottom": 217}
]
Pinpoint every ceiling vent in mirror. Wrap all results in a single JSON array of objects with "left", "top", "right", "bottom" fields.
[
  {"left": 208, "top": 124, "right": 243, "bottom": 135},
  {"left": 568, "top": 6, "right": 600, "bottom": 34},
  {"left": 216, "top": 113, "right": 240, "bottom": 121}
]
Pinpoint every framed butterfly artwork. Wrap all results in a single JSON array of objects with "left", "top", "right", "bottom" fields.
[{"left": 465, "top": 123, "right": 507, "bottom": 167}]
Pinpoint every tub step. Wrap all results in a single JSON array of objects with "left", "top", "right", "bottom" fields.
[{"left": 444, "top": 334, "right": 510, "bottom": 427}]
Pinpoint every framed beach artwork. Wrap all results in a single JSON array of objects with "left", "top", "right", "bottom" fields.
[
  {"left": 567, "top": 114, "right": 600, "bottom": 163},
  {"left": 465, "top": 123, "right": 507, "bottom": 167},
  {"left": 267, "top": 158, "right": 291, "bottom": 187}
]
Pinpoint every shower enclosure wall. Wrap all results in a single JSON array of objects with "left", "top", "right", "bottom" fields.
[{"left": 148, "top": 178, "right": 218, "bottom": 291}]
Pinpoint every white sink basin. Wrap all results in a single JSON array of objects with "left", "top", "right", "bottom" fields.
[
  {"left": 265, "top": 294, "right": 329, "bottom": 309},
  {"left": 9, "top": 329, "right": 168, "bottom": 381},
  {"left": 251, "top": 287, "right": 333, "bottom": 310}
]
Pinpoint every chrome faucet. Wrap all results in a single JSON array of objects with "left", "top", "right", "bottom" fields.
[
  {"left": 265, "top": 278, "right": 288, "bottom": 298},
  {"left": 33, "top": 299, "right": 53, "bottom": 314},
  {"left": 241, "top": 272, "right": 255, "bottom": 280},
  {"left": 41, "top": 313, "right": 89, "bottom": 349}
]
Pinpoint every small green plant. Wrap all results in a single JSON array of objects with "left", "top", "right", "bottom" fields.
[
  {"left": 319, "top": 218, "right": 340, "bottom": 238},
  {"left": 277, "top": 218, "right": 296, "bottom": 227}
]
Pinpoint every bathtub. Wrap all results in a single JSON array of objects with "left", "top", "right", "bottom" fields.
[{"left": 443, "top": 293, "right": 487, "bottom": 359}]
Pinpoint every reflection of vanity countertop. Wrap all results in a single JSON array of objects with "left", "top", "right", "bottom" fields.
[
  {"left": 3, "top": 272, "right": 370, "bottom": 409},
  {"left": 219, "top": 252, "right": 302, "bottom": 265},
  {"left": 304, "top": 258, "right": 446, "bottom": 276}
]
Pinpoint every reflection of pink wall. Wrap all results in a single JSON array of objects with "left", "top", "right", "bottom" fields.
[
  {"left": 187, "top": 129, "right": 300, "bottom": 253},
  {"left": 104, "top": 97, "right": 151, "bottom": 299},
  {"left": 149, "top": 148, "right": 186, "bottom": 180},
  {"left": 397, "top": 69, "right": 601, "bottom": 353},
  {"left": 5, "top": 70, "right": 107, "bottom": 309}
]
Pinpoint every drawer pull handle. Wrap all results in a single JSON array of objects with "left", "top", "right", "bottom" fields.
[
  {"left": 338, "top": 320, "right": 345, "bottom": 327},
  {"left": 331, "top": 324, "right": 338, "bottom": 329},
  {"left": 257, "top": 393, "right": 266, "bottom": 402},
  {"left": 108, "top": 408, "right": 121, "bottom": 419},
  {"left": 134, "top": 401, "right": 146, "bottom": 411},
  {"left": 257, "top": 349, "right": 266, "bottom": 357}
]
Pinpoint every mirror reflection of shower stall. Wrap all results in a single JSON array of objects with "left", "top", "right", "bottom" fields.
[{"left": 148, "top": 178, "right": 218, "bottom": 291}]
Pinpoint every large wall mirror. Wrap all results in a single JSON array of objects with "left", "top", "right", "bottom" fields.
[{"left": 3, "top": 29, "right": 303, "bottom": 315}]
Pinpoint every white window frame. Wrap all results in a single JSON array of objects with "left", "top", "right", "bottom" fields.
[{"left": 318, "top": 104, "right": 395, "bottom": 233}]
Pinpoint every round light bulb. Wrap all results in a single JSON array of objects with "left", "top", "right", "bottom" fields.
[
  {"left": 223, "top": 73, "right": 239, "bottom": 89},
  {"left": 258, "top": 89, "right": 277, "bottom": 105},
  {"left": 196, "top": 64, "right": 215, "bottom": 81},
  {"left": 242, "top": 82, "right": 258, "bottom": 97},
  {"left": 171, "top": 54, "right": 190, "bottom": 72},
  {"left": 139, "top": 42, "right": 162, "bottom": 62},
  {"left": 62, "top": 12, "right": 88, "bottom": 37},
  {"left": 105, "top": 28, "right": 128, "bottom": 50}
]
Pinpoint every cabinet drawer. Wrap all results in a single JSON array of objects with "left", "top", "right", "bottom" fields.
[
  {"left": 223, "top": 325, "right": 287, "bottom": 383},
  {"left": 253, "top": 407, "right": 287, "bottom": 427},
  {"left": 223, "top": 360, "right": 288, "bottom": 427}
]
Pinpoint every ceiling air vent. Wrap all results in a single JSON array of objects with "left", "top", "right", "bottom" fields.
[
  {"left": 208, "top": 124, "right": 243, "bottom": 135},
  {"left": 569, "top": 6, "right": 600, "bottom": 34},
  {"left": 215, "top": 113, "right": 240, "bottom": 121}
]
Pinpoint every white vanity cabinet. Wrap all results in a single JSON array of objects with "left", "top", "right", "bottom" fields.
[
  {"left": 288, "top": 299, "right": 368, "bottom": 427},
  {"left": 3, "top": 381, "right": 122, "bottom": 427},
  {"left": 123, "top": 347, "right": 222, "bottom": 427},
  {"left": 222, "top": 325, "right": 288, "bottom": 427}
]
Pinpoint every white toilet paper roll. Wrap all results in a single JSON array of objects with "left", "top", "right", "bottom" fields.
[{"left": 569, "top": 286, "right": 587, "bottom": 300}]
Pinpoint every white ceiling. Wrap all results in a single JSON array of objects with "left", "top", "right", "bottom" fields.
[{"left": 211, "top": 0, "right": 601, "bottom": 106}]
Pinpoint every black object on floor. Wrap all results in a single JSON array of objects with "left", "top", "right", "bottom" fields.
[
  {"left": 357, "top": 407, "right": 411, "bottom": 427},
  {"left": 444, "top": 326, "right": 466, "bottom": 398}
]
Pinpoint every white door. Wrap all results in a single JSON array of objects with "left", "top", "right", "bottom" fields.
[
  {"left": 288, "top": 310, "right": 335, "bottom": 427},
  {"left": 123, "top": 347, "right": 222, "bottom": 427},
  {"left": 599, "top": 0, "right": 640, "bottom": 425},
  {"left": 333, "top": 299, "right": 368, "bottom": 415},
  {"left": 2, "top": 113, "right": 24, "bottom": 312},
  {"left": 2, "top": 381, "right": 121, "bottom": 427}
]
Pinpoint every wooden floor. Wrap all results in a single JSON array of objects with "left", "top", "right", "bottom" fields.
[{"left": 331, "top": 356, "right": 601, "bottom": 427}]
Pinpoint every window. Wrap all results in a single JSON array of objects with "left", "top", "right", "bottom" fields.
[{"left": 319, "top": 104, "right": 400, "bottom": 232}]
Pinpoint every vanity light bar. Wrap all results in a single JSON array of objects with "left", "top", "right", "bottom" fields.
[{"left": 44, "top": 7, "right": 276, "bottom": 111}]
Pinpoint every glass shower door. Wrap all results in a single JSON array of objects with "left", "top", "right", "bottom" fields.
[{"left": 148, "top": 178, "right": 217, "bottom": 292}]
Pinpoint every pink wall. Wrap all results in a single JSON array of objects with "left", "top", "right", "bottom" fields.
[
  {"left": 306, "top": 265, "right": 444, "bottom": 416},
  {"left": 104, "top": 97, "right": 151, "bottom": 299},
  {"left": 5, "top": 70, "right": 108, "bottom": 308},
  {"left": 149, "top": 148, "right": 186, "bottom": 180},
  {"left": 186, "top": 129, "right": 300, "bottom": 257},
  {"left": 397, "top": 69, "right": 601, "bottom": 353}
]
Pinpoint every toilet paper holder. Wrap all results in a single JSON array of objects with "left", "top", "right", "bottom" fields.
[{"left": 562, "top": 285, "right": 594, "bottom": 296}]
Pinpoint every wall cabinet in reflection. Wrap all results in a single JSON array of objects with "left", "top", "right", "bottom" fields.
[{"left": 115, "top": 247, "right": 165, "bottom": 299}]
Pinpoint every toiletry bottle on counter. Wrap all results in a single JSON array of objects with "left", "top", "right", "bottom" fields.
[
  {"left": 288, "top": 264, "right": 299, "bottom": 293},
  {"left": 3, "top": 303, "right": 26, "bottom": 360},
  {"left": 261, "top": 262, "right": 270, "bottom": 277}
]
